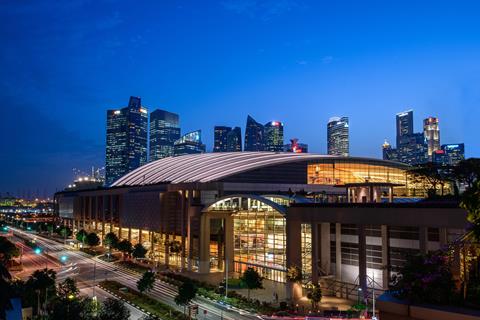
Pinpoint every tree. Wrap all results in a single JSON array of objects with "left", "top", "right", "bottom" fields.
[
  {"left": 86, "top": 232, "right": 100, "bottom": 247},
  {"left": 50, "top": 296, "right": 95, "bottom": 320},
  {"left": 98, "top": 297, "right": 130, "bottom": 320},
  {"left": 453, "top": 158, "right": 480, "bottom": 189},
  {"left": 286, "top": 265, "right": 303, "bottom": 283},
  {"left": 104, "top": 232, "right": 119, "bottom": 250},
  {"left": 408, "top": 163, "right": 451, "bottom": 197},
  {"left": 57, "top": 277, "right": 79, "bottom": 300},
  {"left": 0, "top": 236, "right": 20, "bottom": 266},
  {"left": 175, "top": 279, "right": 197, "bottom": 316},
  {"left": 137, "top": 271, "right": 155, "bottom": 293},
  {"left": 26, "top": 268, "right": 57, "bottom": 314},
  {"left": 307, "top": 284, "right": 322, "bottom": 310},
  {"left": 0, "top": 276, "right": 13, "bottom": 319},
  {"left": 132, "top": 243, "right": 148, "bottom": 260},
  {"left": 390, "top": 251, "right": 456, "bottom": 305},
  {"left": 240, "top": 267, "right": 263, "bottom": 299},
  {"left": 57, "top": 226, "right": 72, "bottom": 238},
  {"left": 76, "top": 229, "right": 88, "bottom": 244},
  {"left": 117, "top": 239, "right": 133, "bottom": 259}
]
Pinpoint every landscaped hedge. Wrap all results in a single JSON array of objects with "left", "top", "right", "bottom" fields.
[{"left": 100, "top": 280, "right": 186, "bottom": 320}]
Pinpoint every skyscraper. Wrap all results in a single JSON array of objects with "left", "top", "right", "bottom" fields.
[
  {"left": 423, "top": 117, "right": 440, "bottom": 160},
  {"left": 226, "top": 127, "right": 242, "bottom": 152},
  {"left": 149, "top": 109, "right": 180, "bottom": 161},
  {"left": 213, "top": 126, "right": 231, "bottom": 152},
  {"left": 264, "top": 121, "right": 284, "bottom": 152},
  {"left": 433, "top": 143, "right": 465, "bottom": 166},
  {"left": 174, "top": 130, "right": 206, "bottom": 156},
  {"left": 396, "top": 110, "right": 413, "bottom": 147},
  {"left": 397, "top": 132, "right": 428, "bottom": 165},
  {"left": 327, "top": 116, "right": 349, "bottom": 156},
  {"left": 105, "top": 96, "right": 148, "bottom": 185},
  {"left": 244, "top": 115, "right": 264, "bottom": 151}
]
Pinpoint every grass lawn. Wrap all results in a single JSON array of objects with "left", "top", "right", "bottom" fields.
[{"left": 100, "top": 280, "right": 187, "bottom": 320}]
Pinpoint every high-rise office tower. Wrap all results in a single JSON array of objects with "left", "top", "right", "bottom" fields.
[
  {"left": 213, "top": 126, "right": 231, "bottom": 152},
  {"left": 433, "top": 143, "right": 465, "bottom": 166},
  {"left": 264, "top": 121, "right": 284, "bottom": 152},
  {"left": 397, "top": 132, "right": 428, "bottom": 165},
  {"left": 244, "top": 115, "right": 264, "bottom": 151},
  {"left": 396, "top": 110, "right": 413, "bottom": 147},
  {"left": 149, "top": 109, "right": 180, "bottom": 161},
  {"left": 105, "top": 96, "right": 148, "bottom": 185},
  {"left": 423, "top": 117, "right": 440, "bottom": 160},
  {"left": 226, "top": 127, "right": 242, "bottom": 152},
  {"left": 174, "top": 130, "right": 206, "bottom": 156},
  {"left": 327, "top": 116, "right": 349, "bottom": 156}
]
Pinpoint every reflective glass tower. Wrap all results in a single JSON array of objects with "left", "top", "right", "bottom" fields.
[
  {"left": 149, "top": 109, "right": 180, "bottom": 161},
  {"left": 244, "top": 115, "right": 264, "bottom": 151},
  {"left": 174, "top": 130, "right": 206, "bottom": 156},
  {"left": 327, "top": 116, "right": 349, "bottom": 156},
  {"left": 226, "top": 126, "right": 242, "bottom": 152},
  {"left": 264, "top": 121, "right": 284, "bottom": 152},
  {"left": 423, "top": 117, "right": 440, "bottom": 160},
  {"left": 396, "top": 110, "right": 413, "bottom": 147},
  {"left": 105, "top": 96, "right": 148, "bottom": 185},
  {"left": 213, "top": 126, "right": 231, "bottom": 152}
]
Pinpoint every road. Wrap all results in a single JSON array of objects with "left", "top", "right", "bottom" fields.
[{"left": 11, "top": 228, "right": 259, "bottom": 320}]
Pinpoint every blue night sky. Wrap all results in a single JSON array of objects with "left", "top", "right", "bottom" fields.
[{"left": 1, "top": 0, "right": 479, "bottom": 196}]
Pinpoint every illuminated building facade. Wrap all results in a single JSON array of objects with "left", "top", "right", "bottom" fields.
[
  {"left": 423, "top": 117, "right": 440, "bottom": 160},
  {"left": 284, "top": 138, "right": 308, "bottom": 153},
  {"left": 244, "top": 115, "right": 264, "bottom": 151},
  {"left": 213, "top": 126, "right": 231, "bottom": 152},
  {"left": 264, "top": 121, "right": 284, "bottom": 152},
  {"left": 149, "top": 109, "right": 180, "bottom": 161},
  {"left": 433, "top": 143, "right": 465, "bottom": 166},
  {"left": 105, "top": 96, "right": 148, "bottom": 185},
  {"left": 214, "top": 126, "right": 242, "bottom": 152},
  {"left": 396, "top": 110, "right": 413, "bottom": 147},
  {"left": 56, "top": 152, "right": 464, "bottom": 300},
  {"left": 226, "top": 127, "right": 242, "bottom": 152},
  {"left": 173, "top": 130, "right": 206, "bottom": 156},
  {"left": 327, "top": 116, "right": 349, "bottom": 156}
]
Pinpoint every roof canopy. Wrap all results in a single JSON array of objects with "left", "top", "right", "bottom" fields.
[{"left": 111, "top": 152, "right": 408, "bottom": 187}]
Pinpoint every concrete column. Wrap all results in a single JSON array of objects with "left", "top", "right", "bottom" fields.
[
  {"left": 128, "top": 228, "right": 132, "bottom": 242},
  {"left": 311, "top": 223, "right": 319, "bottom": 285},
  {"left": 419, "top": 226, "right": 428, "bottom": 254},
  {"left": 139, "top": 229, "right": 143, "bottom": 244},
  {"left": 224, "top": 215, "right": 234, "bottom": 275},
  {"left": 286, "top": 219, "right": 302, "bottom": 301},
  {"left": 198, "top": 213, "right": 211, "bottom": 273},
  {"left": 358, "top": 224, "right": 367, "bottom": 297},
  {"left": 439, "top": 228, "right": 448, "bottom": 248},
  {"left": 164, "top": 233, "right": 170, "bottom": 267},
  {"left": 335, "top": 223, "right": 342, "bottom": 297},
  {"left": 180, "top": 191, "right": 187, "bottom": 271},
  {"left": 388, "top": 187, "right": 394, "bottom": 203},
  {"left": 320, "top": 223, "right": 331, "bottom": 275},
  {"left": 381, "top": 225, "right": 389, "bottom": 289}
]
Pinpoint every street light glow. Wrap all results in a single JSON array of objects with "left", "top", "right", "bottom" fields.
[{"left": 34, "top": 247, "right": 42, "bottom": 255}]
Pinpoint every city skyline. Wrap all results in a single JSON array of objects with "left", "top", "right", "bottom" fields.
[{"left": 1, "top": 1, "right": 480, "bottom": 195}]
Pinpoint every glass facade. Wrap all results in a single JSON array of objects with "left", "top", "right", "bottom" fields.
[
  {"left": 173, "top": 130, "right": 206, "bottom": 156},
  {"left": 207, "top": 196, "right": 287, "bottom": 282},
  {"left": 301, "top": 223, "right": 312, "bottom": 285},
  {"left": 264, "top": 121, "right": 284, "bottom": 152},
  {"left": 213, "top": 126, "right": 231, "bottom": 152},
  {"left": 149, "top": 109, "right": 180, "bottom": 161},
  {"left": 306, "top": 159, "right": 424, "bottom": 197},
  {"left": 105, "top": 96, "right": 148, "bottom": 185},
  {"left": 327, "top": 116, "right": 349, "bottom": 156},
  {"left": 244, "top": 115, "right": 265, "bottom": 151}
]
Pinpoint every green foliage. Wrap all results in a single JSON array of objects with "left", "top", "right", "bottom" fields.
[
  {"left": 50, "top": 296, "right": 95, "bottom": 320},
  {"left": 57, "top": 226, "right": 73, "bottom": 238},
  {"left": 306, "top": 284, "right": 322, "bottom": 309},
  {"left": 453, "top": 158, "right": 480, "bottom": 189},
  {"left": 104, "top": 232, "right": 119, "bottom": 249},
  {"left": 240, "top": 267, "right": 263, "bottom": 299},
  {"left": 132, "top": 243, "right": 148, "bottom": 259},
  {"left": 286, "top": 265, "right": 302, "bottom": 283},
  {"left": 168, "top": 240, "right": 182, "bottom": 254},
  {"left": 390, "top": 251, "right": 457, "bottom": 305},
  {"left": 117, "top": 239, "right": 133, "bottom": 258},
  {"left": 175, "top": 279, "right": 197, "bottom": 315},
  {"left": 76, "top": 229, "right": 88, "bottom": 243},
  {"left": 98, "top": 297, "right": 130, "bottom": 320},
  {"left": 0, "top": 236, "right": 20, "bottom": 265},
  {"left": 86, "top": 232, "right": 100, "bottom": 247},
  {"left": 137, "top": 271, "right": 155, "bottom": 293},
  {"left": 57, "top": 278, "right": 79, "bottom": 299}
]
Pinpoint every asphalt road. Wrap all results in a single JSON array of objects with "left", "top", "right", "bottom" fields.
[{"left": 11, "top": 228, "right": 260, "bottom": 320}]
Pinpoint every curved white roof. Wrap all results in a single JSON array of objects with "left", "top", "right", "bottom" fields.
[{"left": 111, "top": 152, "right": 407, "bottom": 187}]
